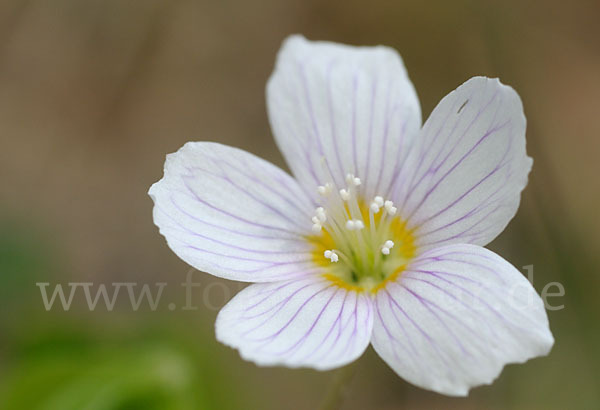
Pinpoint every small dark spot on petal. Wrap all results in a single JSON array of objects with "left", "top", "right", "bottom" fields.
[{"left": 458, "top": 99, "right": 469, "bottom": 114}]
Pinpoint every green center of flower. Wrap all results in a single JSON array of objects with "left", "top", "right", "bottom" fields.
[{"left": 309, "top": 174, "right": 415, "bottom": 293}]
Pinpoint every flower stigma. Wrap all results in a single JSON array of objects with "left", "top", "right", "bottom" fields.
[{"left": 310, "top": 173, "right": 415, "bottom": 293}]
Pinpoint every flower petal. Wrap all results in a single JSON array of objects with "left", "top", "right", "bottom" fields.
[
  {"left": 371, "top": 244, "right": 553, "bottom": 396},
  {"left": 216, "top": 276, "right": 374, "bottom": 370},
  {"left": 267, "top": 35, "right": 421, "bottom": 200},
  {"left": 149, "top": 142, "right": 318, "bottom": 282},
  {"left": 393, "top": 77, "right": 532, "bottom": 249}
]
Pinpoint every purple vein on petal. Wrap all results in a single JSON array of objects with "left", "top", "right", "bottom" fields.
[
  {"left": 396, "top": 282, "right": 472, "bottom": 358},
  {"left": 412, "top": 134, "right": 512, "bottom": 229},
  {"left": 383, "top": 288, "right": 453, "bottom": 370},
  {"left": 178, "top": 177, "right": 301, "bottom": 235},
  {"left": 326, "top": 59, "right": 347, "bottom": 182},
  {"left": 250, "top": 286, "right": 334, "bottom": 351},
  {"left": 404, "top": 98, "right": 505, "bottom": 223},
  {"left": 272, "top": 287, "right": 340, "bottom": 356},
  {"left": 240, "top": 281, "right": 318, "bottom": 322},
  {"left": 302, "top": 290, "right": 349, "bottom": 362},
  {"left": 375, "top": 292, "right": 419, "bottom": 360},
  {"left": 395, "top": 90, "right": 467, "bottom": 207},
  {"left": 181, "top": 168, "right": 306, "bottom": 232},
  {"left": 362, "top": 75, "right": 377, "bottom": 185},
  {"left": 400, "top": 276, "right": 495, "bottom": 346}
]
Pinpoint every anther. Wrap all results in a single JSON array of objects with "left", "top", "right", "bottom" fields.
[
  {"left": 370, "top": 202, "right": 380, "bottom": 213},
  {"left": 317, "top": 183, "right": 332, "bottom": 196},
  {"left": 339, "top": 189, "right": 350, "bottom": 201},
  {"left": 374, "top": 196, "right": 384, "bottom": 207},
  {"left": 381, "top": 239, "right": 395, "bottom": 255},
  {"left": 384, "top": 200, "right": 397, "bottom": 215},
  {"left": 346, "top": 219, "right": 364, "bottom": 230},
  {"left": 324, "top": 250, "right": 338, "bottom": 263},
  {"left": 345, "top": 173, "right": 361, "bottom": 187},
  {"left": 315, "top": 207, "right": 327, "bottom": 223}
]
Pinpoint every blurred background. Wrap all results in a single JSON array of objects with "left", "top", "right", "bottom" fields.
[{"left": 1, "top": 0, "right": 599, "bottom": 409}]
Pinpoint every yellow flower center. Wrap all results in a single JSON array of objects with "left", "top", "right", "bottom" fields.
[{"left": 307, "top": 174, "right": 415, "bottom": 293}]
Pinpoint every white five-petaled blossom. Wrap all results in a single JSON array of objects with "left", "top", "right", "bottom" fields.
[{"left": 149, "top": 35, "right": 554, "bottom": 396}]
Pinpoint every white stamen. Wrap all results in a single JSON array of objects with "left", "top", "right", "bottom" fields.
[
  {"left": 311, "top": 174, "right": 403, "bottom": 272},
  {"left": 315, "top": 207, "right": 327, "bottom": 223},
  {"left": 346, "top": 219, "right": 364, "bottom": 230},
  {"left": 384, "top": 200, "right": 397, "bottom": 215},
  {"left": 324, "top": 250, "right": 338, "bottom": 263},
  {"left": 381, "top": 239, "right": 395, "bottom": 255},
  {"left": 317, "top": 183, "right": 332, "bottom": 196},
  {"left": 344, "top": 173, "right": 361, "bottom": 187}
]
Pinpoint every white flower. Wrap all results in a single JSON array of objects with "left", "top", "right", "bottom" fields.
[{"left": 149, "top": 35, "right": 553, "bottom": 396}]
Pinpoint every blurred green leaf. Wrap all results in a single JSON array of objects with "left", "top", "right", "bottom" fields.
[
  {"left": 0, "top": 344, "right": 207, "bottom": 410},
  {"left": 0, "top": 218, "right": 54, "bottom": 299}
]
